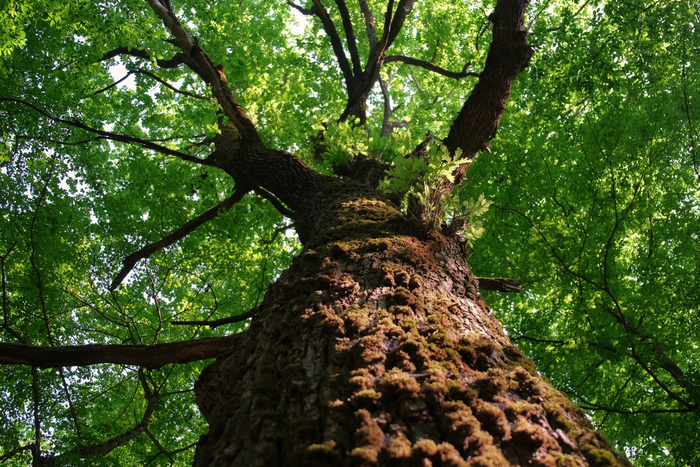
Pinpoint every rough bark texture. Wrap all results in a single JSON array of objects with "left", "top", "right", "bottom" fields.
[{"left": 192, "top": 178, "right": 630, "bottom": 467}]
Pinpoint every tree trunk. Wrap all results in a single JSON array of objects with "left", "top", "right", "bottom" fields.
[{"left": 192, "top": 178, "right": 629, "bottom": 467}]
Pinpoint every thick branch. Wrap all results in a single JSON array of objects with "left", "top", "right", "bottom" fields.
[
  {"left": 379, "top": 78, "right": 395, "bottom": 138},
  {"left": 109, "top": 188, "right": 247, "bottom": 291},
  {"left": 334, "top": 0, "right": 363, "bottom": 76},
  {"left": 0, "top": 335, "right": 242, "bottom": 369},
  {"left": 385, "top": 55, "right": 478, "bottom": 79},
  {"left": 146, "top": 0, "right": 261, "bottom": 143},
  {"left": 310, "top": 0, "right": 356, "bottom": 94},
  {"left": 358, "top": 0, "right": 378, "bottom": 47},
  {"left": 385, "top": 0, "right": 417, "bottom": 48},
  {"left": 444, "top": 0, "right": 533, "bottom": 175},
  {"left": 339, "top": 0, "right": 416, "bottom": 123},
  {"left": 0, "top": 98, "right": 211, "bottom": 166}
]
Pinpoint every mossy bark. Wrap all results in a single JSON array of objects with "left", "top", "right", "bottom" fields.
[{"left": 192, "top": 181, "right": 630, "bottom": 467}]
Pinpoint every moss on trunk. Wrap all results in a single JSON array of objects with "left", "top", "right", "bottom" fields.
[{"left": 193, "top": 188, "right": 629, "bottom": 467}]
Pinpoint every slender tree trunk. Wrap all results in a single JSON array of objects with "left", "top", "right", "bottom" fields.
[{"left": 193, "top": 178, "right": 629, "bottom": 467}]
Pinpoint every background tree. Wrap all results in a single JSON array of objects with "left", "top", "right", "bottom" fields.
[{"left": 0, "top": 0, "right": 695, "bottom": 466}]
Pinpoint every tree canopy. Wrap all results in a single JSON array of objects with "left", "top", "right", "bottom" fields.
[{"left": 0, "top": 0, "right": 697, "bottom": 465}]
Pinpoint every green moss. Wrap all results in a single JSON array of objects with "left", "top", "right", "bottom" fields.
[
  {"left": 583, "top": 446, "right": 623, "bottom": 467},
  {"left": 503, "top": 344, "right": 540, "bottom": 375},
  {"left": 436, "top": 442, "right": 469, "bottom": 467},
  {"left": 391, "top": 287, "right": 412, "bottom": 306},
  {"left": 390, "top": 305, "right": 413, "bottom": 316},
  {"left": 352, "top": 388, "right": 383, "bottom": 409},
  {"left": 288, "top": 442, "right": 343, "bottom": 467},
  {"left": 394, "top": 270, "right": 411, "bottom": 287},
  {"left": 379, "top": 368, "right": 421, "bottom": 399},
  {"left": 348, "top": 446, "right": 380, "bottom": 466},
  {"left": 447, "top": 380, "right": 478, "bottom": 402},
  {"left": 412, "top": 438, "right": 438, "bottom": 457}
]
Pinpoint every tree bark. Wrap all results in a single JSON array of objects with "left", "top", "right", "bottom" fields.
[
  {"left": 0, "top": 336, "right": 242, "bottom": 369},
  {"left": 192, "top": 178, "right": 629, "bottom": 466}
]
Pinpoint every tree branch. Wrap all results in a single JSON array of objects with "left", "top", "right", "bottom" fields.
[
  {"left": 101, "top": 46, "right": 213, "bottom": 86},
  {"left": 310, "top": 0, "right": 356, "bottom": 94},
  {"left": 146, "top": 0, "right": 261, "bottom": 143},
  {"left": 101, "top": 46, "right": 188, "bottom": 69},
  {"left": 630, "top": 346, "right": 694, "bottom": 410},
  {"left": 358, "top": 0, "right": 378, "bottom": 47},
  {"left": 0, "top": 98, "right": 211, "bottom": 166},
  {"left": 379, "top": 77, "right": 395, "bottom": 138},
  {"left": 445, "top": 0, "right": 533, "bottom": 178},
  {"left": 0, "top": 443, "right": 32, "bottom": 463},
  {"left": 45, "top": 373, "right": 162, "bottom": 463},
  {"left": 576, "top": 397, "right": 694, "bottom": 415},
  {"left": 0, "top": 335, "right": 243, "bottom": 369},
  {"left": 1, "top": 241, "right": 25, "bottom": 343},
  {"left": 475, "top": 277, "right": 525, "bottom": 292},
  {"left": 31, "top": 367, "right": 41, "bottom": 459},
  {"left": 260, "top": 223, "right": 296, "bottom": 245},
  {"left": 94, "top": 69, "right": 208, "bottom": 100},
  {"left": 334, "top": 0, "right": 363, "bottom": 76},
  {"left": 338, "top": 0, "right": 417, "bottom": 123},
  {"left": 145, "top": 428, "right": 174, "bottom": 463},
  {"left": 109, "top": 188, "right": 247, "bottom": 291},
  {"left": 385, "top": 55, "right": 478, "bottom": 79},
  {"left": 385, "top": 0, "right": 417, "bottom": 48},
  {"left": 287, "top": 1, "right": 314, "bottom": 16},
  {"left": 253, "top": 187, "right": 296, "bottom": 218},
  {"left": 172, "top": 309, "right": 258, "bottom": 328}
]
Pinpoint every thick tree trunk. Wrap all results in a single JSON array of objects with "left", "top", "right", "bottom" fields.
[{"left": 192, "top": 180, "right": 629, "bottom": 466}]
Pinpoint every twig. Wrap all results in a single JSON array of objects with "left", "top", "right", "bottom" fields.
[
  {"left": 253, "top": 187, "right": 296, "bottom": 218},
  {"left": 172, "top": 309, "right": 258, "bottom": 328},
  {"left": 260, "top": 224, "right": 296, "bottom": 245},
  {"left": 94, "top": 68, "right": 208, "bottom": 100},
  {"left": 385, "top": 55, "right": 478, "bottom": 79},
  {"left": 31, "top": 367, "right": 41, "bottom": 461}
]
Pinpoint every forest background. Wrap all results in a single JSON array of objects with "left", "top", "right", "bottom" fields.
[{"left": 0, "top": 0, "right": 698, "bottom": 465}]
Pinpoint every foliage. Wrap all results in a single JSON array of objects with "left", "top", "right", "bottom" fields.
[
  {"left": 468, "top": 1, "right": 700, "bottom": 465},
  {"left": 0, "top": 0, "right": 697, "bottom": 465},
  {"left": 379, "top": 144, "right": 491, "bottom": 241}
]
